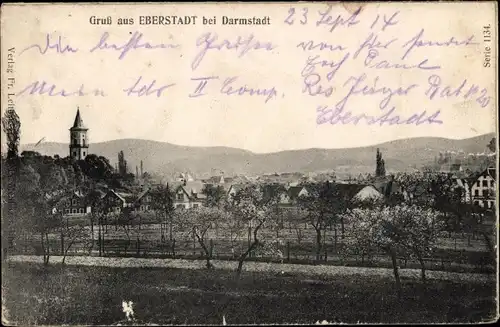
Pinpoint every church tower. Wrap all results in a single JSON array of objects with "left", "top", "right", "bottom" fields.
[{"left": 69, "top": 108, "right": 89, "bottom": 160}]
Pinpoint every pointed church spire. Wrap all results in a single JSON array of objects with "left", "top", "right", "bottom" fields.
[{"left": 72, "top": 107, "right": 87, "bottom": 129}]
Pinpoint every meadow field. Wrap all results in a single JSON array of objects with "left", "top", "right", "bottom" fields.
[{"left": 2, "top": 261, "right": 497, "bottom": 325}]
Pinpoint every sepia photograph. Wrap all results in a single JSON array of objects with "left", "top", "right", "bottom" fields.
[{"left": 1, "top": 2, "right": 498, "bottom": 325}]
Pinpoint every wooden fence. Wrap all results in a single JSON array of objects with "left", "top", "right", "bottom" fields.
[{"left": 11, "top": 235, "right": 495, "bottom": 272}]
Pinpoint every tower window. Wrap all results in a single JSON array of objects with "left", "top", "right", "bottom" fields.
[
  {"left": 83, "top": 151, "right": 86, "bottom": 156},
  {"left": 73, "top": 152, "right": 76, "bottom": 157}
]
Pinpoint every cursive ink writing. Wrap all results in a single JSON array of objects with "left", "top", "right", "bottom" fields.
[
  {"left": 338, "top": 73, "right": 418, "bottom": 110},
  {"left": 302, "top": 53, "right": 350, "bottom": 81},
  {"left": 89, "top": 32, "right": 180, "bottom": 60},
  {"left": 296, "top": 40, "right": 346, "bottom": 52},
  {"left": 302, "top": 73, "right": 334, "bottom": 97},
  {"left": 317, "top": 105, "right": 443, "bottom": 126},
  {"left": 19, "top": 33, "right": 78, "bottom": 56},
  {"left": 401, "top": 28, "right": 478, "bottom": 60},
  {"left": 316, "top": 4, "right": 362, "bottom": 32},
  {"left": 192, "top": 32, "right": 276, "bottom": 70},
  {"left": 123, "top": 76, "right": 176, "bottom": 97},
  {"left": 220, "top": 76, "right": 278, "bottom": 103},
  {"left": 425, "top": 74, "right": 491, "bottom": 107},
  {"left": 17, "top": 80, "right": 106, "bottom": 97},
  {"left": 364, "top": 49, "right": 440, "bottom": 70},
  {"left": 353, "top": 32, "right": 397, "bottom": 60}
]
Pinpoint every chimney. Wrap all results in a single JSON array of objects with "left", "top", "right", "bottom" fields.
[{"left": 140, "top": 160, "right": 143, "bottom": 177}]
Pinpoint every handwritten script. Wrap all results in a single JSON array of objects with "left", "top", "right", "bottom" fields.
[{"left": 13, "top": 3, "right": 493, "bottom": 128}]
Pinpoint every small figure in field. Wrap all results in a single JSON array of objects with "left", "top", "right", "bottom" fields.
[{"left": 122, "top": 300, "right": 135, "bottom": 321}]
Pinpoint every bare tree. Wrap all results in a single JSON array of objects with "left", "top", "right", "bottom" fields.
[
  {"left": 298, "top": 181, "right": 347, "bottom": 261},
  {"left": 60, "top": 223, "right": 91, "bottom": 265},
  {"left": 228, "top": 184, "right": 280, "bottom": 276},
  {"left": 347, "top": 204, "right": 441, "bottom": 296},
  {"left": 177, "top": 207, "right": 231, "bottom": 269}
]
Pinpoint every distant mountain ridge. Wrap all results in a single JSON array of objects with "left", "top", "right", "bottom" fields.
[{"left": 18, "top": 133, "right": 496, "bottom": 178}]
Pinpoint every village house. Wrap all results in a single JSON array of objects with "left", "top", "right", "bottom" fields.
[
  {"left": 135, "top": 188, "right": 153, "bottom": 213},
  {"left": 336, "top": 183, "right": 385, "bottom": 203},
  {"left": 371, "top": 176, "right": 403, "bottom": 199},
  {"left": 278, "top": 185, "right": 309, "bottom": 208},
  {"left": 173, "top": 181, "right": 206, "bottom": 209},
  {"left": 470, "top": 167, "right": 496, "bottom": 209},
  {"left": 60, "top": 190, "right": 92, "bottom": 216},
  {"left": 102, "top": 190, "right": 137, "bottom": 213}
]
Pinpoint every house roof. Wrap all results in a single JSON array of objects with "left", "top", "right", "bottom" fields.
[
  {"left": 455, "top": 178, "right": 470, "bottom": 189},
  {"left": 109, "top": 190, "right": 136, "bottom": 203},
  {"left": 335, "top": 184, "right": 369, "bottom": 199},
  {"left": 136, "top": 188, "right": 150, "bottom": 201},
  {"left": 288, "top": 186, "right": 306, "bottom": 200},
  {"left": 228, "top": 184, "right": 245, "bottom": 194},
  {"left": 176, "top": 181, "right": 207, "bottom": 200},
  {"left": 486, "top": 167, "right": 496, "bottom": 180}
]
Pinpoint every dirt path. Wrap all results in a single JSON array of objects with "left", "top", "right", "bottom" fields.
[{"left": 7, "top": 255, "right": 495, "bottom": 283}]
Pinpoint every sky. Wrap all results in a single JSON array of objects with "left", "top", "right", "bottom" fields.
[{"left": 1, "top": 2, "right": 497, "bottom": 153}]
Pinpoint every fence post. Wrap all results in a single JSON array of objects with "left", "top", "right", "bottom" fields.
[
  {"left": 287, "top": 241, "right": 290, "bottom": 263},
  {"left": 248, "top": 226, "right": 251, "bottom": 258},
  {"left": 172, "top": 239, "right": 176, "bottom": 258},
  {"left": 193, "top": 233, "right": 196, "bottom": 256},
  {"left": 60, "top": 231, "right": 64, "bottom": 256},
  {"left": 136, "top": 236, "right": 140, "bottom": 256}
]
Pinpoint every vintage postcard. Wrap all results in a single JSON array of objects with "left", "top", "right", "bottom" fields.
[{"left": 1, "top": 1, "right": 498, "bottom": 325}]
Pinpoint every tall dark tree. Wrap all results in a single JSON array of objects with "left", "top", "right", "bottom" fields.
[
  {"left": 487, "top": 137, "right": 496, "bottom": 153},
  {"left": 79, "top": 154, "right": 114, "bottom": 180},
  {"left": 375, "top": 148, "right": 386, "bottom": 177},
  {"left": 118, "top": 150, "right": 128, "bottom": 176},
  {"left": 2, "top": 109, "right": 21, "bottom": 258},
  {"left": 1, "top": 109, "right": 21, "bottom": 159},
  {"left": 202, "top": 184, "right": 226, "bottom": 208}
]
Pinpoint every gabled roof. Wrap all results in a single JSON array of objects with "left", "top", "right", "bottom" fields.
[
  {"left": 175, "top": 181, "right": 207, "bottom": 200},
  {"left": 470, "top": 167, "right": 496, "bottom": 182},
  {"left": 228, "top": 184, "right": 245, "bottom": 194},
  {"left": 486, "top": 167, "right": 496, "bottom": 180},
  {"left": 136, "top": 188, "right": 151, "bottom": 201},
  {"left": 107, "top": 190, "right": 136, "bottom": 203},
  {"left": 184, "top": 181, "right": 204, "bottom": 193},
  {"left": 287, "top": 186, "right": 307, "bottom": 200},
  {"left": 335, "top": 184, "right": 369, "bottom": 199}
]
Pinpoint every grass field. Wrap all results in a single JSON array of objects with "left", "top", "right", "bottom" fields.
[{"left": 2, "top": 262, "right": 497, "bottom": 325}]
